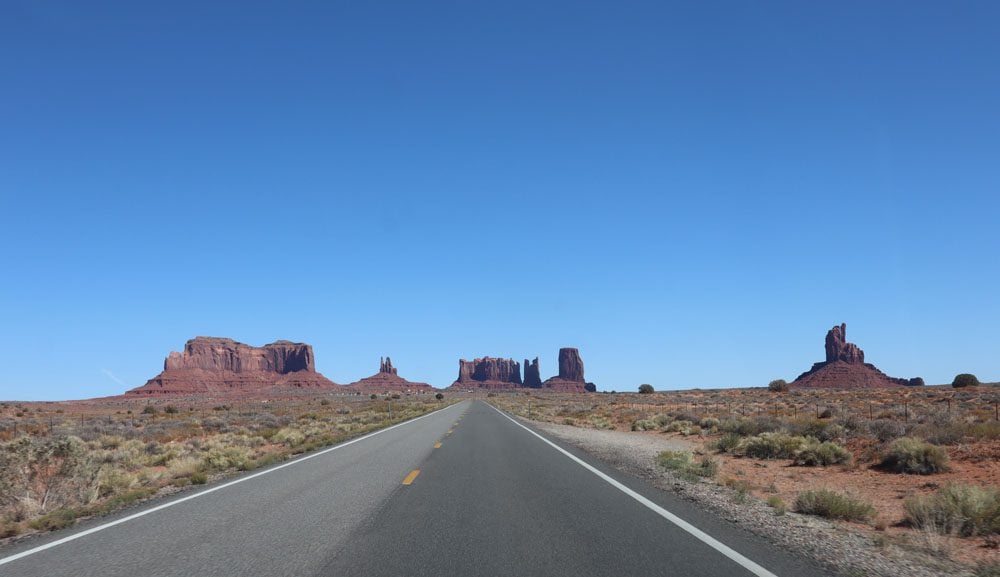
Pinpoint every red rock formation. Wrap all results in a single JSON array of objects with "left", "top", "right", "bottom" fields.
[
  {"left": 791, "top": 324, "right": 911, "bottom": 389},
  {"left": 523, "top": 358, "right": 542, "bottom": 388},
  {"left": 345, "top": 356, "right": 434, "bottom": 393},
  {"left": 379, "top": 356, "right": 398, "bottom": 376},
  {"left": 543, "top": 348, "right": 596, "bottom": 392},
  {"left": 825, "top": 323, "right": 864, "bottom": 364},
  {"left": 451, "top": 357, "right": 522, "bottom": 389},
  {"left": 127, "top": 337, "right": 340, "bottom": 395}
]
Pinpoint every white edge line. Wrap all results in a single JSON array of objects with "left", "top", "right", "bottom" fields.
[
  {"left": 0, "top": 401, "right": 464, "bottom": 567},
  {"left": 488, "top": 403, "right": 779, "bottom": 577}
]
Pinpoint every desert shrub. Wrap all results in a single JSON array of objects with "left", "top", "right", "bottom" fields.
[
  {"left": 0, "top": 435, "right": 102, "bottom": 513},
  {"left": 638, "top": 384, "right": 654, "bottom": 394},
  {"left": 272, "top": 427, "right": 305, "bottom": 447},
  {"left": 869, "top": 419, "right": 910, "bottom": 443},
  {"left": 663, "top": 420, "right": 699, "bottom": 435},
  {"left": 656, "top": 450, "right": 717, "bottom": 480},
  {"left": 370, "top": 394, "right": 378, "bottom": 400},
  {"left": 98, "top": 435, "right": 124, "bottom": 450},
  {"left": 724, "top": 478, "right": 752, "bottom": 503},
  {"left": 908, "top": 377, "right": 925, "bottom": 387},
  {"left": 630, "top": 419, "right": 657, "bottom": 432},
  {"left": 953, "top": 373, "right": 980, "bottom": 388},
  {"left": 653, "top": 415, "right": 673, "bottom": 428},
  {"left": 904, "top": 484, "right": 1000, "bottom": 537},
  {"left": 976, "top": 563, "right": 1000, "bottom": 577},
  {"left": 141, "top": 406, "right": 157, "bottom": 415},
  {"left": 698, "top": 417, "right": 720, "bottom": 430},
  {"left": 880, "top": 437, "right": 949, "bottom": 474},
  {"left": 767, "top": 496, "right": 786, "bottom": 515},
  {"left": 435, "top": 393, "right": 444, "bottom": 400},
  {"left": 794, "top": 489, "right": 875, "bottom": 522},
  {"left": 27, "top": 509, "right": 77, "bottom": 531},
  {"left": 164, "top": 405, "right": 179, "bottom": 414},
  {"left": 190, "top": 472, "right": 208, "bottom": 485},
  {"left": 768, "top": 379, "right": 788, "bottom": 392},
  {"left": 708, "top": 432, "right": 742, "bottom": 453},
  {"left": 786, "top": 419, "right": 845, "bottom": 442},
  {"left": 793, "top": 439, "right": 852, "bottom": 466},
  {"left": 736, "top": 433, "right": 808, "bottom": 460},
  {"left": 914, "top": 420, "right": 968, "bottom": 446},
  {"left": 589, "top": 417, "right": 616, "bottom": 430},
  {"left": 720, "top": 417, "right": 782, "bottom": 438},
  {"left": 201, "top": 445, "right": 254, "bottom": 471},
  {"left": 97, "top": 469, "right": 137, "bottom": 498}
]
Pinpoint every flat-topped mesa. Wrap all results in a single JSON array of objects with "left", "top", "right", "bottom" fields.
[
  {"left": 452, "top": 357, "right": 522, "bottom": 389},
  {"left": 346, "top": 356, "right": 433, "bottom": 393},
  {"left": 523, "top": 357, "right": 542, "bottom": 388},
  {"left": 543, "top": 347, "right": 597, "bottom": 392},
  {"left": 791, "top": 323, "right": 913, "bottom": 389},
  {"left": 163, "top": 337, "right": 315, "bottom": 374},
  {"left": 128, "top": 337, "right": 339, "bottom": 395}
]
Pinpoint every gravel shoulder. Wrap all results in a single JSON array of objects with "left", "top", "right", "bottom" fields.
[{"left": 530, "top": 419, "right": 973, "bottom": 577}]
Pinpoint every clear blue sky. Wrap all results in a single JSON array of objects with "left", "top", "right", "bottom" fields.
[{"left": 1, "top": 1, "right": 998, "bottom": 400}]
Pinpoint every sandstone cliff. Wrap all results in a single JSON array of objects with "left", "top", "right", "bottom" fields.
[
  {"left": 451, "top": 357, "right": 522, "bottom": 389},
  {"left": 543, "top": 347, "right": 596, "bottom": 392},
  {"left": 523, "top": 358, "right": 543, "bottom": 388},
  {"left": 127, "top": 337, "right": 339, "bottom": 395}
]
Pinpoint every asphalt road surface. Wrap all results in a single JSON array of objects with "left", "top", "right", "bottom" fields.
[{"left": 0, "top": 400, "right": 832, "bottom": 577}]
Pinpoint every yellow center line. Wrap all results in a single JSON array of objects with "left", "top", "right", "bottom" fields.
[
  {"left": 402, "top": 469, "right": 420, "bottom": 485},
  {"left": 433, "top": 441, "right": 442, "bottom": 449}
]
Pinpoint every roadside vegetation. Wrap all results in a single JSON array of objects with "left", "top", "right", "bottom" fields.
[{"left": 0, "top": 395, "right": 450, "bottom": 539}]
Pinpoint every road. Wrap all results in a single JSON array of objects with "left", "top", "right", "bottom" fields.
[{"left": 0, "top": 400, "right": 831, "bottom": 577}]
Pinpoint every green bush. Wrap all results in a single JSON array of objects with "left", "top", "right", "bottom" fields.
[
  {"left": 435, "top": 393, "right": 444, "bottom": 400},
  {"left": 952, "top": 373, "right": 980, "bottom": 388},
  {"left": 767, "top": 496, "right": 786, "bottom": 515},
  {"left": 638, "top": 384, "right": 654, "bottom": 394},
  {"left": 708, "top": 432, "right": 742, "bottom": 453},
  {"left": 656, "top": 450, "right": 717, "bottom": 480},
  {"left": 794, "top": 489, "right": 875, "bottom": 522},
  {"left": 880, "top": 437, "right": 949, "bottom": 474},
  {"left": 630, "top": 419, "right": 657, "bottom": 432},
  {"left": 786, "top": 419, "right": 844, "bottom": 443},
  {"left": 736, "top": 433, "right": 808, "bottom": 459},
  {"left": 793, "top": 439, "right": 853, "bottom": 466},
  {"left": 904, "top": 484, "right": 1000, "bottom": 537},
  {"left": 141, "top": 406, "right": 157, "bottom": 415},
  {"left": 190, "top": 472, "right": 208, "bottom": 485},
  {"left": 27, "top": 509, "right": 77, "bottom": 532},
  {"left": 768, "top": 379, "right": 789, "bottom": 392},
  {"left": 164, "top": 405, "right": 179, "bottom": 414}
]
